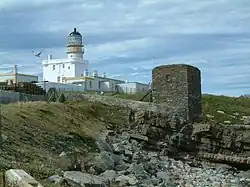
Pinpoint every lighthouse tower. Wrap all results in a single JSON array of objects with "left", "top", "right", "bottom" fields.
[{"left": 67, "top": 28, "right": 84, "bottom": 60}]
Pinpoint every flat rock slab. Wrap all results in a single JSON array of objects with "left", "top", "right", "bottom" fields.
[
  {"left": 5, "top": 169, "right": 43, "bottom": 187},
  {"left": 64, "top": 171, "right": 109, "bottom": 187},
  {"left": 130, "top": 134, "right": 148, "bottom": 142}
]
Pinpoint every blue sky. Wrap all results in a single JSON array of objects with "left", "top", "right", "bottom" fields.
[{"left": 0, "top": 0, "right": 250, "bottom": 96}]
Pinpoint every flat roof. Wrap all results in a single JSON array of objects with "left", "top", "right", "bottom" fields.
[{"left": 0, "top": 73, "right": 38, "bottom": 78}]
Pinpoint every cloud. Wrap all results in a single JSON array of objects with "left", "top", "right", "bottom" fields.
[{"left": 0, "top": 0, "right": 250, "bottom": 96}]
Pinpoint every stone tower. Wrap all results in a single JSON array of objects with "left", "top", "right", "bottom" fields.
[{"left": 152, "top": 64, "right": 202, "bottom": 121}]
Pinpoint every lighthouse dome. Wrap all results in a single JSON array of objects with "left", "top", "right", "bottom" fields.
[
  {"left": 68, "top": 28, "right": 83, "bottom": 46},
  {"left": 69, "top": 28, "right": 82, "bottom": 36}
]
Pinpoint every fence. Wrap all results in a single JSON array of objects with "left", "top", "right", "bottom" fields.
[{"left": 0, "top": 90, "right": 46, "bottom": 104}]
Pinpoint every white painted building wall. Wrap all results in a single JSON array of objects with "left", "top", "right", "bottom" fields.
[
  {"left": 0, "top": 75, "right": 14, "bottom": 82},
  {"left": 16, "top": 74, "right": 38, "bottom": 83},
  {"left": 0, "top": 74, "right": 38, "bottom": 83},
  {"left": 117, "top": 82, "right": 149, "bottom": 94},
  {"left": 36, "top": 82, "right": 85, "bottom": 92},
  {"left": 42, "top": 56, "right": 89, "bottom": 83},
  {"left": 68, "top": 75, "right": 125, "bottom": 92}
]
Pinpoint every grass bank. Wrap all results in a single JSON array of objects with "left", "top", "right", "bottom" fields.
[{"left": 0, "top": 100, "right": 125, "bottom": 182}]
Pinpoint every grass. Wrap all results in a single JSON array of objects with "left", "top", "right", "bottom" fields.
[
  {"left": 0, "top": 100, "right": 125, "bottom": 185},
  {"left": 201, "top": 94, "right": 250, "bottom": 124},
  {"left": 114, "top": 93, "right": 250, "bottom": 124},
  {"left": 1, "top": 93, "right": 250, "bottom": 186}
]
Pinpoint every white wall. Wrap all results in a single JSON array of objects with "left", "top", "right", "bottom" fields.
[
  {"left": 74, "top": 62, "right": 89, "bottom": 77},
  {"left": 43, "top": 59, "right": 89, "bottom": 83},
  {"left": 136, "top": 83, "right": 149, "bottom": 93},
  {"left": 0, "top": 75, "right": 14, "bottom": 82},
  {"left": 117, "top": 83, "right": 137, "bottom": 94},
  {"left": 16, "top": 74, "right": 38, "bottom": 83},
  {"left": 36, "top": 82, "right": 85, "bottom": 92},
  {"left": 0, "top": 74, "right": 38, "bottom": 83},
  {"left": 43, "top": 60, "right": 75, "bottom": 83},
  {"left": 117, "top": 82, "right": 149, "bottom": 94},
  {"left": 85, "top": 76, "right": 124, "bottom": 92}
]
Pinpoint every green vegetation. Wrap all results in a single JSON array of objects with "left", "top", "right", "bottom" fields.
[
  {"left": 0, "top": 100, "right": 125, "bottom": 184},
  {"left": 114, "top": 93, "right": 250, "bottom": 124},
  {"left": 0, "top": 93, "right": 250, "bottom": 186},
  {"left": 201, "top": 94, "right": 250, "bottom": 124}
]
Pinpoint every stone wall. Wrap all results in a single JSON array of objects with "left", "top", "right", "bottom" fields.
[
  {"left": 68, "top": 93, "right": 250, "bottom": 166},
  {"left": 68, "top": 94, "right": 187, "bottom": 121},
  {"left": 152, "top": 64, "right": 202, "bottom": 122}
]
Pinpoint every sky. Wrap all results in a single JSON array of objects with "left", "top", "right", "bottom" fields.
[{"left": 0, "top": 0, "right": 250, "bottom": 96}]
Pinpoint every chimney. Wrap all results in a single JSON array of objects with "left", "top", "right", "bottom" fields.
[
  {"left": 102, "top": 72, "right": 106, "bottom": 78},
  {"left": 48, "top": 54, "right": 52, "bottom": 60},
  {"left": 92, "top": 70, "right": 98, "bottom": 77},
  {"left": 84, "top": 69, "right": 88, "bottom": 76}
]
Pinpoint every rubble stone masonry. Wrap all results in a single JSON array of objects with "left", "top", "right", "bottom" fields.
[{"left": 152, "top": 64, "right": 202, "bottom": 122}]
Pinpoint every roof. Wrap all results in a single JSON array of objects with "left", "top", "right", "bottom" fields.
[
  {"left": 69, "top": 28, "right": 82, "bottom": 37},
  {"left": 0, "top": 73, "right": 38, "bottom": 78},
  {"left": 118, "top": 81, "right": 149, "bottom": 86}
]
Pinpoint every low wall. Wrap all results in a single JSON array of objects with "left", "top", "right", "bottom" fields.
[
  {"left": 0, "top": 90, "right": 46, "bottom": 104},
  {"left": 67, "top": 93, "right": 188, "bottom": 121},
  {"left": 36, "top": 82, "right": 86, "bottom": 93}
]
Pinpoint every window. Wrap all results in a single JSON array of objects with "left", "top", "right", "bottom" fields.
[
  {"left": 89, "top": 81, "right": 92, "bottom": 88},
  {"left": 63, "top": 64, "right": 65, "bottom": 68},
  {"left": 53, "top": 65, "right": 55, "bottom": 70},
  {"left": 57, "top": 76, "right": 60, "bottom": 83}
]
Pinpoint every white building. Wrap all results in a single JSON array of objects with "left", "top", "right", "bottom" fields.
[
  {"left": 41, "top": 28, "right": 149, "bottom": 93},
  {"left": 0, "top": 65, "right": 38, "bottom": 84},
  {"left": 117, "top": 82, "right": 150, "bottom": 94}
]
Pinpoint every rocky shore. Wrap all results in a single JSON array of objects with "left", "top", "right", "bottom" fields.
[{"left": 47, "top": 129, "right": 250, "bottom": 187}]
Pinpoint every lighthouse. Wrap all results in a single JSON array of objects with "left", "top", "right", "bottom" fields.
[{"left": 67, "top": 28, "right": 84, "bottom": 60}]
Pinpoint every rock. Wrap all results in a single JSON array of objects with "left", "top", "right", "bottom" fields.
[
  {"left": 99, "top": 170, "right": 117, "bottom": 182},
  {"left": 241, "top": 116, "right": 250, "bottom": 125},
  {"left": 206, "top": 114, "right": 214, "bottom": 118},
  {"left": 68, "top": 123, "right": 249, "bottom": 187},
  {"left": 5, "top": 169, "right": 44, "bottom": 187},
  {"left": 48, "top": 175, "right": 64, "bottom": 184},
  {"left": 1, "top": 133, "right": 8, "bottom": 142},
  {"left": 224, "top": 120, "right": 231, "bottom": 124},
  {"left": 128, "top": 163, "right": 147, "bottom": 177},
  {"left": 124, "top": 149, "right": 133, "bottom": 157},
  {"left": 115, "top": 174, "right": 138, "bottom": 186},
  {"left": 129, "top": 134, "right": 148, "bottom": 142},
  {"left": 156, "top": 171, "right": 168, "bottom": 180},
  {"left": 95, "top": 135, "right": 113, "bottom": 153},
  {"left": 64, "top": 171, "right": 109, "bottom": 187},
  {"left": 93, "top": 151, "right": 115, "bottom": 174},
  {"left": 112, "top": 143, "right": 124, "bottom": 154},
  {"left": 217, "top": 110, "right": 225, "bottom": 114},
  {"left": 59, "top": 151, "right": 67, "bottom": 157}
]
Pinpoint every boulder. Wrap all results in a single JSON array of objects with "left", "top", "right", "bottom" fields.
[{"left": 64, "top": 171, "right": 109, "bottom": 187}]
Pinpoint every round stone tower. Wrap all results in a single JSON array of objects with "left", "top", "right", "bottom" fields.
[
  {"left": 67, "top": 28, "right": 84, "bottom": 60},
  {"left": 152, "top": 64, "right": 202, "bottom": 122}
]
